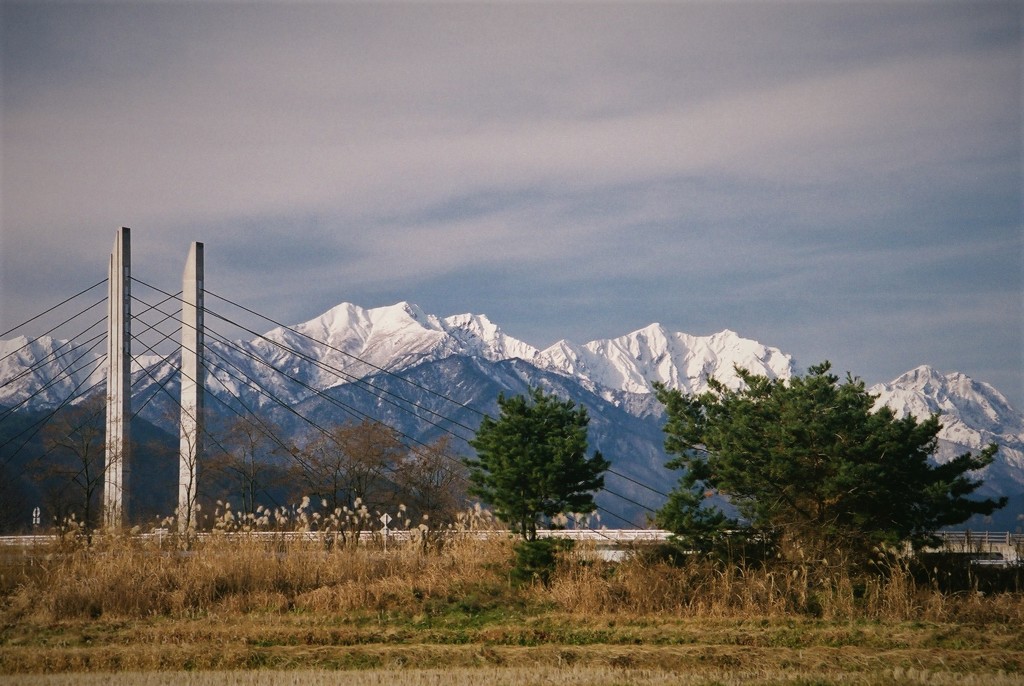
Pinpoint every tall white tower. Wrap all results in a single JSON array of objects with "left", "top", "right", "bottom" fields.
[
  {"left": 178, "top": 242, "right": 204, "bottom": 533},
  {"left": 104, "top": 227, "right": 131, "bottom": 529}
]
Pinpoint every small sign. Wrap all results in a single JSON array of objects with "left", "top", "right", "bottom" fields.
[
  {"left": 32, "top": 507, "right": 40, "bottom": 527},
  {"left": 379, "top": 512, "right": 393, "bottom": 552}
]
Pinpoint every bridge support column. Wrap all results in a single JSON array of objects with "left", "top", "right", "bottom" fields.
[
  {"left": 104, "top": 227, "right": 131, "bottom": 529},
  {"left": 178, "top": 242, "right": 204, "bottom": 533}
]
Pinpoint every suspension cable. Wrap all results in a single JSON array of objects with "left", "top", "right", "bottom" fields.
[
  {"left": 204, "top": 305, "right": 479, "bottom": 440},
  {"left": 0, "top": 295, "right": 107, "bottom": 366},
  {"left": 130, "top": 281, "right": 662, "bottom": 526},
  {"left": 205, "top": 287, "right": 488, "bottom": 419},
  {"left": 0, "top": 332, "right": 108, "bottom": 423},
  {"left": 202, "top": 287, "right": 668, "bottom": 502},
  {"left": 0, "top": 317, "right": 106, "bottom": 392},
  {"left": 126, "top": 347, "right": 288, "bottom": 511},
  {"left": 127, "top": 286, "right": 467, "bottom": 460},
  {"left": 201, "top": 294, "right": 663, "bottom": 518},
  {"left": 0, "top": 353, "right": 107, "bottom": 470},
  {"left": 0, "top": 279, "right": 108, "bottom": 339},
  {"left": 137, "top": 273, "right": 484, "bottom": 440}
]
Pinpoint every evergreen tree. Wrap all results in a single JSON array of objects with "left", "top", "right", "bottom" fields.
[
  {"left": 655, "top": 362, "right": 1006, "bottom": 559},
  {"left": 466, "top": 388, "right": 609, "bottom": 541}
]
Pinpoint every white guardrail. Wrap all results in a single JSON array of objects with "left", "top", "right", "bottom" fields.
[
  {"left": 0, "top": 529, "right": 1020, "bottom": 549},
  {"left": 933, "top": 531, "right": 1024, "bottom": 547},
  {"left": 0, "top": 529, "right": 672, "bottom": 548}
]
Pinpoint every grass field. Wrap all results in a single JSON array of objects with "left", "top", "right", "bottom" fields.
[
  {"left": 4, "top": 612, "right": 1024, "bottom": 684},
  {"left": 1, "top": 524, "right": 1023, "bottom": 684}
]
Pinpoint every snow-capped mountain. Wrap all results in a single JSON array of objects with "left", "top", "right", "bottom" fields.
[
  {"left": 2, "top": 301, "right": 1022, "bottom": 527},
  {"left": 872, "top": 365, "right": 1024, "bottom": 438},
  {"left": 200, "top": 302, "right": 540, "bottom": 406},
  {"left": 0, "top": 335, "right": 107, "bottom": 408},
  {"left": 537, "top": 324, "right": 794, "bottom": 398},
  {"left": 871, "top": 366, "right": 1024, "bottom": 501},
  {"left": 243, "top": 301, "right": 794, "bottom": 402}
]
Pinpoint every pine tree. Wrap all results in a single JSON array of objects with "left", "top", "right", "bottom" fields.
[
  {"left": 466, "top": 388, "right": 609, "bottom": 541},
  {"left": 655, "top": 362, "right": 1006, "bottom": 559}
]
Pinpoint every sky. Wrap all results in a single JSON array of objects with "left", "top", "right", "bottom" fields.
[{"left": 2, "top": 1, "right": 1022, "bottom": 407}]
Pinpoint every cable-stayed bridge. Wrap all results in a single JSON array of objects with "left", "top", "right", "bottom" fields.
[
  {"left": 0, "top": 228, "right": 666, "bottom": 539},
  {"left": 2, "top": 227, "right": 1017, "bottom": 561}
]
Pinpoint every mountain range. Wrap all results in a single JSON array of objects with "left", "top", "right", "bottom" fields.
[{"left": 2, "top": 301, "right": 1022, "bottom": 530}]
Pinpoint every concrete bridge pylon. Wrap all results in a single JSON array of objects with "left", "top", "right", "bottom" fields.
[
  {"left": 178, "top": 242, "right": 204, "bottom": 533},
  {"left": 104, "top": 227, "right": 131, "bottom": 529},
  {"left": 102, "top": 229, "right": 206, "bottom": 532}
]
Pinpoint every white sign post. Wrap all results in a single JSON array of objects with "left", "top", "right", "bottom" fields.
[{"left": 379, "top": 513, "right": 392, "bottom": 551}]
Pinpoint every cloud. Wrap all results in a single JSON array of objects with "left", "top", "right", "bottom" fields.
[
  {"left": 1, "top": 2, "right": 1020, "bottom": 404},
  {"left": 4, "top": 3, "right": 1016, "bottom": 235}
]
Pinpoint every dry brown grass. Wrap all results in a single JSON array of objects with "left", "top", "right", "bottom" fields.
[
  {"left": 4, "top": 524, "right": 1024, "bottom": 625},
  {"left": 4, "top": 667, "right": 1024, "bottom": 686},
  {"left": 1, "top": 514, "right": 1023, "bottom": 682},
  {"left": 546, "top": 544, "right": 1024, "bottom": 624},
  {"left": 4, "top": 520, "right": 1024, "bottom": 625},
  {"left": 3, "top": 509, "right": 515, "bottom": 622}
]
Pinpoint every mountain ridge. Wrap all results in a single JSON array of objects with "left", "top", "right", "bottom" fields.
[{"left": 2, "top": 300, "right": 1022, "bottom": 526}]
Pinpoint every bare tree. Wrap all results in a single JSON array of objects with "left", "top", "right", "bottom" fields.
[
  {"left": 204, "top": 417, "right": 285, "bottom": 517},
  {"left": 293, "top": 419, "right": 406, "bottom": 514},
  {"left": 396, "top": 435, "right": 468, "bottom": 526},
  {"left": 32, "top": 396, "right": 106, "bottom": 533},
  {"left": 0, "top": 463, "right": 32, "bottom": 533},
  {"left": 177, "top": 405, "right": 201, "bottom": 534}
]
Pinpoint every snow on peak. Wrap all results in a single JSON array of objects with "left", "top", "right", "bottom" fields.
[
  {"left": 871, "top": 366, "right": 1023, "bottom": 437},
  {"left": 373, "top": 301, "right": 431, "bottom": 327},
  {"left": 0, "top": 334, "right": 33, "bottom": 355},
  {"left": 0, "top": 334, "right": 106, "bottom": 408},
  {"left": 891, "top": 364, "right": 946, "bottom": 390},
  {"left": 244, "top": 301, "right": 541, "bottom": 396},
  {"left": 869, "top": 367, "right": 1024, "bottom": 496},
  {"left": 271, "top": 301, "right": 433, "bottom": 343},
  {"left": 283, "top": 302, "right": 366, "bottom": 341},
  {"left": 444, "top": 312, "right": 500, "bottom": 340},
  {"left": 537, "top": 324, "right": 795, "bottom": 396},
  {"left": 440, "top": 313, "right": 540, "bottom": 362},
  {"left": 258, "top": 304, "right": 802, "bottom": 400}
]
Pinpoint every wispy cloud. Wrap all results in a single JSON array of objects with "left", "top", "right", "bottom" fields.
[{"left": 2, "top": 1, "right": 1020, "bottom": 404}]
